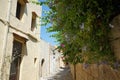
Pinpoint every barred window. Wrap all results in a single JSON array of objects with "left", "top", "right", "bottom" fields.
[{"left": 9, "top": 40, "right": 23, "bottom": 80}]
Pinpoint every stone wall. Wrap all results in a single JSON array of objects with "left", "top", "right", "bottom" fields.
[
  {"left": 39, "top": 40, "right": 63, "bottom": 78},
  {"left": 0, "top": 0, "right": 42, "bottom": 80},
  {"left": 49, "top": 45, "right": 62, "bottom": 74},
  {"left": 70, "top": 64, "right": 120, "bottom": 80},
  {"left": 40, "top": 40, "right": 50, "bottom": 77},
  {"left": 110, "top": 14, "right": 120, "bottom": 60}
]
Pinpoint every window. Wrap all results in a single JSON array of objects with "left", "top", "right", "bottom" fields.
[
  {"left": 41, "top": 59, "right": 45, "bottom": 66},
  {"left": 16, "top": 0, "right": 26, "bottom": 20},
  {"left": 34, "top": 58, "right": 37, "bottom": 64},
  {"left": 9, "top": 34, "right": 27, "bottom": 80},
  {"left": 16, "top": 2, "right": 21, "bottom": 19},
  {"left": 31, "top": 12, "right": 37, "bottom": 32},
  {"left": 34, "top": 58, "right": 37, "bottom": 68},
  {"left": 9, "top": 40, "right": 23, "bottom": 80}
]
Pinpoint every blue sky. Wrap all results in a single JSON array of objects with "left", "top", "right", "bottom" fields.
[{"left": 40, "top": 4, "right": 58, "bottom": 46}]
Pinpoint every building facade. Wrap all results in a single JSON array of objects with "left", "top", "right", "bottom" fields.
[
  {"left": 0, "top": 0, "right": 41, "bottom": 80},
  {"left": 39, "top": 40, "right": 64, "bottom": 78}
]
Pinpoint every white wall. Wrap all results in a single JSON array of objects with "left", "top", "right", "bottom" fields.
[{"left": 40, "top": 40, "right": 50, "bottom": 77}]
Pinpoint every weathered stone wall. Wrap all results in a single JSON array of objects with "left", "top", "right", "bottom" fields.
[
  {"left": 110, "top": 14, "right": 120, "bottom": 60},
  {"left": 0, "top": 0, "right": 42, "bottom": 80},
  {"left": 0, "top": 0, "right": 11, "bottom": 79},
  {"left": 49, "top": 45, "right": 62, "bottom": 74},
  {"left": 39, "top": 40, "right": 50, "bottom": 77},
  {"left": 39, "top": 40, "right": 64, "bottom": 79},
  {"left": 0, "top": 0, "right": 8, "bottom": 20},
  {"left": 70, "top": 64, "right": 120, "bottom": 80},
  {"left": 20, "top": 40, "right": 41, "bottom": 80}
]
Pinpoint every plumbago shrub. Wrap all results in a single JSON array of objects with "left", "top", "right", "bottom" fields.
[{"left": 39, "top": 0, "right": 120, "bottom": 65}]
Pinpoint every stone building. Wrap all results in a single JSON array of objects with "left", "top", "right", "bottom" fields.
[
  {"left": 0, "top": 0, "right": 41, "bottom": 80},
  {"left": 40, "top": 40, "right": 50, "bottom": 77},
  {"left": 39, "top": 40, "right": 64, "bottom": 78}
]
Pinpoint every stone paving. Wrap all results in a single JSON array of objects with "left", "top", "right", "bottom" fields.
[{"left": 40, "top": 67, "right": 73, "bottom": 80}]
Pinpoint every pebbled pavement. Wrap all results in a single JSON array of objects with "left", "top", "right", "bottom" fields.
[{"left": 40, "top": 67, "right": 73, "bottom": 80}]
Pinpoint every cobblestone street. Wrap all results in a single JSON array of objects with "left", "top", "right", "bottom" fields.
[{"left": 40, "top": 67, "right": 73, "bottom": 80}]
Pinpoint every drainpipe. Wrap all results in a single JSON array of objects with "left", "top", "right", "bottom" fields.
[{"left": 1, "top": 0, "right": 12, "bottom": 79}]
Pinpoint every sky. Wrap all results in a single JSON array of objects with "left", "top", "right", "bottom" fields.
[{"left": 40, "top": 4, "right": 58, "bottom": 46}]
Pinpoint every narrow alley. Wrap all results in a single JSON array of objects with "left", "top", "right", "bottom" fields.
[{"left": 40, "top": 67, "right": 73, "bottom": 80}]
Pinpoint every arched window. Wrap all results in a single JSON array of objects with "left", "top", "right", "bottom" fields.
[{"left": 41, "top": 59, "right": 45, "bottom": 66}]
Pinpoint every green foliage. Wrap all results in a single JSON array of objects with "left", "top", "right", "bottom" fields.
[{"left": 40, "top": 0, "right": 120, "bottom": 64}]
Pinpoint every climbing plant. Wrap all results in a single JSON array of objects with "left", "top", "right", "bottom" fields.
[{"left": 38, "top": 0, "right": 120, "bottom": 65}]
